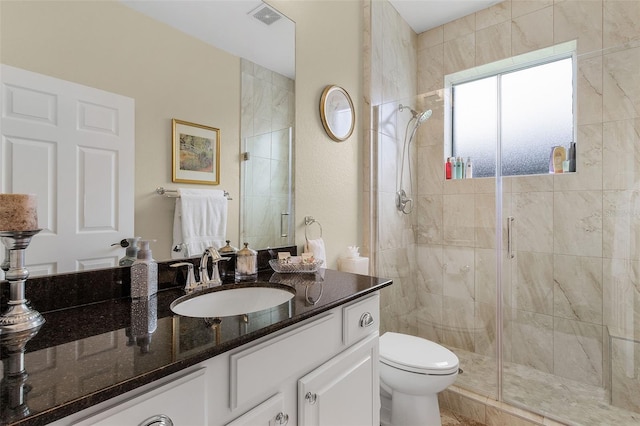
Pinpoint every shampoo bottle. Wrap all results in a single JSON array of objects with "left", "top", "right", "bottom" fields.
[
  {"left": 445, "top": 158, "right": 452, "bottom": 180},
  {"left": 466, "top": 157, "right": 473, "bottom": 179},
  {"left": 131, "top": 240, "right": 158, "bottom": 299}
]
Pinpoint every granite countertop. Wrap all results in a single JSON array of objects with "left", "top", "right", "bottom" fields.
[{"left": 0, "top": 265, "right": 392, "bottom": 426}]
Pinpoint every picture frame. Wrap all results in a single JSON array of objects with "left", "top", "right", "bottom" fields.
[{"left": 172, "top": 119, "right": 220, "bottom": 185}]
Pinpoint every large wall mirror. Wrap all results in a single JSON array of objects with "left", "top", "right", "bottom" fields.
[{"left": 0, "top": 0, "right": 295, "bottom": 276}]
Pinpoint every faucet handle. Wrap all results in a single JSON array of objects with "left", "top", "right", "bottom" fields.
[{"left": 170, "top": 262, "right": 197, "bottom": 292}]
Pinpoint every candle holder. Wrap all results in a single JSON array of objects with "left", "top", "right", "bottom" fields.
[{"left": 0, "top": 230, "right": 44, "bottom": 334}]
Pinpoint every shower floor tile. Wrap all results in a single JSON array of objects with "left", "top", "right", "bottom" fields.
[{"left": 450, "top": 347, "right": 640, "bottom": 426}]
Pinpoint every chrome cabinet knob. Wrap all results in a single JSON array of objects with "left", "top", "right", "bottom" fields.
[
  {"left": 305, "top": 391, "right": 318, "bottom": 404},
  {"left": 359, "top": 312, "right": 374, "bottom": 328},
  {"left": 275, "top": 412, "right": 289, "bottom": 425},
  {"left": 138, "top": 414, "right": 173, "bottom": 426}
]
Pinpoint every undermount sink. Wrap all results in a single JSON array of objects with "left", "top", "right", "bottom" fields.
[{"left": 170, "top": 283, "right": 296, "bottom": 318}]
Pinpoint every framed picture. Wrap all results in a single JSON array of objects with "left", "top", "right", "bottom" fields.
[{"left": 172, "top": 119, "right": 220, "bottom": 185}]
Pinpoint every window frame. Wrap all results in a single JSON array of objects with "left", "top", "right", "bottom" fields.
[{"left": 444, "top": 41, "right": 578, "bottom": 178}]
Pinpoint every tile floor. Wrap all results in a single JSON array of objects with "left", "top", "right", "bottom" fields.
[{"left": 449, "top": 348, "right": 640, "bottom": 425}]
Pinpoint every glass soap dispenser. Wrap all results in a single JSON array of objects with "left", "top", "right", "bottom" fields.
[
  {"left": 235, "top": 242, "right": 257, "bottom": 282},
  {"left": 218, "top": 240, "right": 238, "bottom": 279}
]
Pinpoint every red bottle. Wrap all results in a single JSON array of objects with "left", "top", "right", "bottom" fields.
[{"left": 445, "top": 158, "right": 452, "bottom": 180}]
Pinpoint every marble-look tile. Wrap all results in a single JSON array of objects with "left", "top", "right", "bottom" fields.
[
  {"left": 269, "top": 159, "right": 288, "bottom": 196},
  {"left": 378, "top": 192, "right": 412, "bottom": 251},
  {"left": 475, "top": 248, "right": 497, "bottom": 306},
  {"left": 511, "top": 6, "right": 553, "bottom": 56},
  {"left": 444, "top": 194, "right": 476, "bottom": 246},
  {"left": 415, "top": 244, "right": 444, "bottom": 294},
  {"left": 417, "top": 145, "right": 445, "bottom": 194},
  {"left": 444, "top": 246, "right": 475, "bottom": 301},
  {"left": 511, "top": 0, "right": 553, "bottom": 19},
  {"left": 553, "top": 0, "right": 602, "bottom": 54},
  {"left": 476, "top": 1, "right": 511, "bottom": 30},
  {"left": 416, "top": 291, "right": 444, "bottom": 342},
  {"left": 442, "top": 295, "right": 476, "bottom": 351},
  {"left": 602, "top": 258, "right": 640, "bottom": 341},
  {"left": 476, "top": 21, "right": 511, "bottom": 66},
  {"left": 444, "top": 178, "right": 475, "bottom": 195},
  {"left": 416, "top": 194, "right": 443, "bottom": 244},
  {"left": 610, "top": 336, "right": 640, "bottom": 413},
  {"left": 510, "top": 309, "right": 554, "bottom": 373},
  {"left": 439, "top": 389, "right": 487, "bottom": 424},
  {"left": 553, "top": 191, "right": 603, "bottom": 257},
  {"left": 444, "top": 33, "right": 476, "bottom": 76},
  {"left": 514, "top": 251, "right": 553, "bottom": 315},
  {"left": 576, "top": 55, "right": 603, "bottom": 126},
  {"left": 419, "top": 43, "right": 445, "bottom": 94},
  {"left": 444, "top": 14, "right": 476, "bottom": 42},
  {"left": 603, "top": 0, "right": 640, "bottom": 49},
  {"left": 271, "top": 128, "right": 290, "bottom": 162},
  {"left": 603, "top": 119, "right": 640, "bottom": 191},
  {"left": 378, "top": 132, "right": 398, "bottom": 194},
  {"left": 553, "top": 254, "right": 603, "bottom": 324},
  {"left": 603, "top": 190, "right": 640, "bottom": 260},
  {"left": 554, "top": 124, "right": 603, "bottom": 191},
  {"left": 603, "top": 46, "right": 640, "bottom": 122},
  {"left": 509, "top": 174, "right": 553, "bottom": 193},
  {"left": 474, "top": 193, "right": 496, "bottom": 249},
  {"left": 512, "top": 191, "right": 553, "bottom": 253},
  {"left": 486, "top": 406, "right": 540, "bottom": 426},
  {"left": 418, "top": 25, "right": 443, "bottom": 50},
  {"left": 474, "top": 301, "right": 498, "bottom": 358},
  {"left": 553, "top": 318, "right": 603, "bottom": 387}
]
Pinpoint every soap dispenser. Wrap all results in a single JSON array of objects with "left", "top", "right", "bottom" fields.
[
  {"left": 119, "top": 237, "right": 141, "bottom": 266},
  {"left": 130, "top": 240, "right": 158, "bottom": 299}
]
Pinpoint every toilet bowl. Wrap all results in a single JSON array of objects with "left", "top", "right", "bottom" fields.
[{"left": 379, "top": 332, "right": 459, "bottom": 426}]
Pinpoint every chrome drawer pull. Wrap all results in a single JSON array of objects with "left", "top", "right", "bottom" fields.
[
  {"left": 139, "top": 414, "right": 173, "bottom": 426},
  {"left": 359, "top": 312, "right": 374, "bottom": 328}
]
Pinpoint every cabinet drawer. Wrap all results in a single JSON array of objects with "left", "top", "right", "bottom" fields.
[
  {"left": 230, "top": 312, "right": 339, "bottom": 410},
  {"left": 343, "top": 293, "right": 379, "bottom": 346},
  {"left": 73, "top": 368, "right": 206, "bottom": 426}
]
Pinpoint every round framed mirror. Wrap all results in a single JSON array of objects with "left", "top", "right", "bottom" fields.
[{"left": 319, "top": 85, "right": 355, "bottom": 142}]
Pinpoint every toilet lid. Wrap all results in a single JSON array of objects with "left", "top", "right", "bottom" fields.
[{"left": 379, "top": 332, "right": 459, "bottom": 375}]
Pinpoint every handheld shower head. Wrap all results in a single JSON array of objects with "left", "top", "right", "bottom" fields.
[{"left": 399, "top": 104, "right": 432, "bottom": 126}]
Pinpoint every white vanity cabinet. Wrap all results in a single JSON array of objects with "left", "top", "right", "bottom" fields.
[
  {"left": 53, "top": 292, "right": 380, "bottom": 426},
  {"left": 224, "top": 292, "right": 380, "bottom": 426}
]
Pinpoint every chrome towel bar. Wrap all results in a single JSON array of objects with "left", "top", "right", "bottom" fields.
[{"left": 155, "top": 187, "right": 232, "bottom": 200}]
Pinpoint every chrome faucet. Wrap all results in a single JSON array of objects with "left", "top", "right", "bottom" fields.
[
  {"left": 170, "top": 262, "right": 197, "bottom": 292},
  {"left": 199, "top": 247, "right": 222, "bottom": 287}
]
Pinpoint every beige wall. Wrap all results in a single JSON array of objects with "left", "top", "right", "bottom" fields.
[
  {"left": 0, "top": 0, "right": 241, "bottom": 261},
  {"left": 1, "top": 0, "right": 364, "bottom": 267},
  {"left": 269, "top": 0, "right": 363, "bottom": 267}
]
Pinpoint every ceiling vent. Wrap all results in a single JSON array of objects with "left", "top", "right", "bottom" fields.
[{"left": 250, "top": 3, "right": 282, "bottom": 26}]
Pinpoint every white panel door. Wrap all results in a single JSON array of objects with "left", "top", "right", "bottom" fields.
[{"left": 0, "top": 64, "right": 134, "bottom": 275}]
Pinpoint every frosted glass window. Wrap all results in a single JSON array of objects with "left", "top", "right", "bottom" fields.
[{"left": 452, "top": 57, "right": 574, "bottom": 177}]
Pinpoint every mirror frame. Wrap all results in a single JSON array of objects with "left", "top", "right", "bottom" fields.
[{"left": 319, "top": 85, "right": 354, "bottom": 142}]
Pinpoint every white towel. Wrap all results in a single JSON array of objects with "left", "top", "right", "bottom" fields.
[
  {"left": 171, "top": 188, "right": 227, "bottom": 258},
  {"left": 304, "top": 237, "right": 326, "bottom": 265}
]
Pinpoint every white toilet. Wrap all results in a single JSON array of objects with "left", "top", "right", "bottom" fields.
[{"left": 379, "top": 332, "right": 459, "bottom": 426}]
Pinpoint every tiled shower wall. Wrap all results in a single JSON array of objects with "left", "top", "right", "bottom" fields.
[
  {"left": 240, "top": 59, "right": 294, "bottom": 249},
  {"left": 373, "top": 0, "right": 640, "bottom": 414}
]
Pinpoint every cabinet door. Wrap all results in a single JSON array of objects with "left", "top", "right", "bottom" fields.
[
  {"left": 298, "top": 333, "right": 379, "bottom": 426},
  {"left": 226, "top": 393, "right": 290, "bottom": 426}
]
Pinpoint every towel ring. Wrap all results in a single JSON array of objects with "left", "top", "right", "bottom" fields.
[{"left": 304, "top": 216, "right": 323, "bottom": 240}]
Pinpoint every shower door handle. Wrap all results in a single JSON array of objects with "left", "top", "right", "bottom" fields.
[
  {"left": 507, "top": 216, "right": 515, "bottom": 259},
  {"left": 280, "top": 212, "right": 289, "bottom": 238}
]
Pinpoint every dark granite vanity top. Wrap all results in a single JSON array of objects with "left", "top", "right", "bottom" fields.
[{"left": 0, "top": 255, "right": 392, "bottom": 426}]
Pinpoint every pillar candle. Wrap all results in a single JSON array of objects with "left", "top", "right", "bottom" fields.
[{"left": 0, "top": 194, "right": 38, "bottom": 231}]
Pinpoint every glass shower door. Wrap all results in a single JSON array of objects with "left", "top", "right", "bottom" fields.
[{"left": 240, "top": 127, "right": 294, "bottom": 248}]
